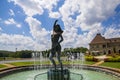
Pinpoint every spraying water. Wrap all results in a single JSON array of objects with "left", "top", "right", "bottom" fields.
[{"left": 32, "top": 52, "right": 44, "bottom": 70}]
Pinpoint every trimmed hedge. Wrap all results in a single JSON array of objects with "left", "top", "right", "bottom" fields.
[
  {"left": 85, "top": 56, "right": 94, "bottom": 61},
  {"left": 105, "top": 56, "right": 120, "bottom": 62}
]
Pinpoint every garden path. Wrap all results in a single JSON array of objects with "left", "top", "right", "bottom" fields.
[
  {"left": 92, "top": 60, "right": 104, "bottom": 66},
  {"left": 2, "top": 63, "right": 16, "bottom": 67}
]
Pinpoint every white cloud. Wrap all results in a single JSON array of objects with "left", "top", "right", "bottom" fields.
[
  {"left": 4, "top": 18, "right": 15, "bottom": 24},
  {"left": 7, "top": 0, "right": 59, "bottom": 51},
  {"left": 59, "top": 0, "right": 120, "bottom": 49},
  {"left": 8, "top": 0, "right": 59, "bottom": 17},
  {"left": 0, "top": 33, "right": 35, "bottom": 51},
  {"left": 4, "top": 18, "right": 21, "bottom": 28},
  {"left": 49, "top": 11, "right": 61, "bottom": 18},
  {"left": 6, "top": 0, "right": 120, "bottom": 51},
  {"left": 104, "top": 27, "right": 120, "bottom": 38},
  {"left": 8, "top": 0, "right": 43, "bottom": 16},
  {"left": 25, "top": 16, "right": 50, "bottom": 50},
  {"left": 25, "top": 17, "right": 49, "bottom": 39},
  {"left": 0, "top": 32, "right": 51, "bottom": 51},
  {"left": 60, "top": 0, "right": 120, "bottom": 30},
  {"left": 9, "top": 9, "right": 15, "bottom": 16}
]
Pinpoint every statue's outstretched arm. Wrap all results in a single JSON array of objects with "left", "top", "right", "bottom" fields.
[{"left": 53, "top": 20, "right": 58, "bottom": 29}]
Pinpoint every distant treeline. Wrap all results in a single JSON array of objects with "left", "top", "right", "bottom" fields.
[
  {"left": 0, "top": 50, "right": 32, "bottom": 58},
  {"left": 0, "top": 47, "right": 88, "bottom": 58}
]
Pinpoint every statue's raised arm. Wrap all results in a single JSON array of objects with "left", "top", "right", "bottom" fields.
[{"left": 53, "top": 20, "right": 58, "bottom": 30}]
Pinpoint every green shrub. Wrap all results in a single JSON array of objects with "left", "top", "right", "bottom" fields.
[
  {"left": 105, "top": 56, "right": 120, "bottom": 62},
  {"left": 85, "top": 56, "right": 94, "bottom": 61}
]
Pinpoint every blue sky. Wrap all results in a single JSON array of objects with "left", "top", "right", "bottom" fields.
[{"left": 0, "top": 0, "right": 120, "bottom": 51}]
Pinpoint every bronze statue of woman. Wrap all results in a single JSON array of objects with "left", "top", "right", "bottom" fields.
[{"left": 49, "top": 20, "right": 63, "bottom": 70}]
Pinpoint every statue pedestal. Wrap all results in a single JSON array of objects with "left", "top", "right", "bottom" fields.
[{"left": 47, "top": 68, "right": 70, "bottom": 80}]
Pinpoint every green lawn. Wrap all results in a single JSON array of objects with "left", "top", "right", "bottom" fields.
[
  {"left": 1, "top": 61, "right": 120, "bottom": 70},
  {"left": 0, "top": 64, "right": 7, "bottom": 68},
  {"left": 56, "top": 60, "right": 95, "bottom": 65},
  {"left": 100, "top": 62, "right": 120, "bottom": 69},
  {"left": 9, "top": 62, "right": 34, "bottom": 66},
  {"left": 9, "top": 61, "right": 51, "bottom": 66},
  {"left": 8, "top": 60, "right": 95, "bottom": 67},
  {"left": 84, "top": 61, "right": 95, "bottom": 65},
  {"left": 8, "top": 61, "right": 120, "bottom": 69}
]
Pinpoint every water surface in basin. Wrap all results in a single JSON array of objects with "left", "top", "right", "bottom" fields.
[{"left": 0, "top": 69, "right": 119, "bottom": 80}]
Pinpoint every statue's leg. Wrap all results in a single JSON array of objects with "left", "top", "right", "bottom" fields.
[
  {"left": 56, "top": 45, "right": 63, "bottom": 70},
  {"left": 57, "top": 51, "right": 63, "bottom": 70},
  {"left": 49, "top": 49, "right": 56, "bottom": 69}
]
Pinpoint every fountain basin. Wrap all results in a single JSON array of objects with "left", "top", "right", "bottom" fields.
[{"left": 0, "top": 65, "right": 120, "bottom": 80}]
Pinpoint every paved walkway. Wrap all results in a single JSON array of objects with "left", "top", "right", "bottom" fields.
[
  {"left": 92, "top": 55, "right": 108, "bottom": 66},
  {"left": 92, "top": 60, "right": 104, "bottom": 66},
  {"left": 2, "top": 63, "right": 16, "bottom": 67}
]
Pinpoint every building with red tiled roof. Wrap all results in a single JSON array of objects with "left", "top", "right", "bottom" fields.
[{"left": 89, "top": 33, "right": 120, "bottom": 55}]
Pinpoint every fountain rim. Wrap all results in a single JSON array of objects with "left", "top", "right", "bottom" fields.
[{"left": 0, "top": 65, "right": 120, "bottom": 79}]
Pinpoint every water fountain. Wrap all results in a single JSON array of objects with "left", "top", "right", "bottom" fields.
[
  {"left": 30, "top": 52, "right": 119, "bottom": 80},
  {"left": 32, "top": 52, "right": 84, "bottom": 80},
  {"left": 0, "top": 51, "right": 120, "bottom": 80}
]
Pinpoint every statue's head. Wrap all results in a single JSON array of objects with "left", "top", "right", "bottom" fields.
[{"left": 54, "top": 24, "right": 63, "bottom": 34}]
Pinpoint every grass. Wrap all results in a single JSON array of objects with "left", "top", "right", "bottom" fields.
[
  {"left": 68, "top": 61, "right": 95, "bottom": 65},
  {"left": 1, "top": 60, "right": 119, "bottom": 69},
  {"left": 8, "top": 61, "right": 120, "bottom": 69},
  {"left": 100, "top": 62, "right": 120, "bottom": 69},
  {"left": 8, "top": 60, "right": 95, "bottom": 67},
  {"left": 9, "top": 62, "right": 34, "bottom": 66},
  {"left": 9, "top": 61, "right": 51, "bottom": 66},
  {"left": 84, "top": 61, "right": 96, "bottom": 65},
  {"left": 0, "top": 64, "right": 7, "bottom": 68}
]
